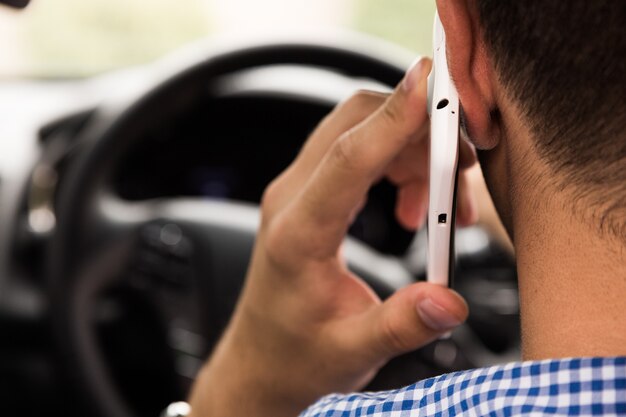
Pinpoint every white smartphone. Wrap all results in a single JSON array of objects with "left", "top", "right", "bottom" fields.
[{"left": 426, "top": 11, "right": 460, "bottom": 288}]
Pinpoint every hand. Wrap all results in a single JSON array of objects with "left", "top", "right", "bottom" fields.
[{"left": 188, "top": 58, "right": 475, "bottom": 417}]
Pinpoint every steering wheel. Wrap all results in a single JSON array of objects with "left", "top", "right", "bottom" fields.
[{"left": 48, "top": 40, "right": 518, "bottom": 417}]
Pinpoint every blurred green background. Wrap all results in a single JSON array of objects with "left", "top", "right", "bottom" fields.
[
  {"left": 355, "top": 0, "right": 435, "bottom": 56},
  {"left": 0, "top": 0, "right": 435, "bottom": 78}
]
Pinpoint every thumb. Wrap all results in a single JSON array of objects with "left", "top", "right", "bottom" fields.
[{"left": 351, "top": 283, "right": 469, "bottom": 360}]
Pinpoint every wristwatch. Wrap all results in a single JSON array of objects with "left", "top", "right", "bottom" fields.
[{"left": 160, "top": 402, "right": 191, "bottom": 417}]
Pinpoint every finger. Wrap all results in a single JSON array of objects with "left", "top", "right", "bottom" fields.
[
  {"left": 385, "top": 138, "right": 430, "bottom": 186},
  {"left": 459, "top": 136, "right": 477, "bottom": 169},
  {"left": 291, "top": 90, "right": 389, "bottom": 180},
  {"left": 395, "top": 179, "right": 429, "bottom": 230},
  {"left": 290, "top": 58, "right": 433, "bottom": 257},
  {"left": 456, "top": 170, "right": 478, "bottom": 226},
  {"left": 265, "top": 91, "right": 388, "bottom": 213},
  {"left": 337, "top": 282, "right": 468, "bottom": 360}
]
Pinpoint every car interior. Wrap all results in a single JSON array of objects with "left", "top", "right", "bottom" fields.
[{"left": 0, "top": 1, "right": 519, "bottom": 416}]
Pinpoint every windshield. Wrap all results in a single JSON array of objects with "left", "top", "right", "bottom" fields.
[{"left": 0, "top": 0, "right": 435, "bottom": 78}]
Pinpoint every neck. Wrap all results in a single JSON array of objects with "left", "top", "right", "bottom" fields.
[{"left": 511, "top": 176, "right": 626, "bottom": 360}]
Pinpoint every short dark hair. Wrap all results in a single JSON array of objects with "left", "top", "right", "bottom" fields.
[{"left": 477, "top": 0, "right": 626, "bottom": 239}]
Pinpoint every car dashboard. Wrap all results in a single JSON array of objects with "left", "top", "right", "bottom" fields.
[{"left": 0, "top": 39, "right": 519, "bottom": 417}]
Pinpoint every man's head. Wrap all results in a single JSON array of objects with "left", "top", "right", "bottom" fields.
[{"left": 438, "top": 0, "right": 626, "bottom": 243}]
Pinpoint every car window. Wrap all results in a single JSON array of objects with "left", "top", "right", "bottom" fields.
[{"left": 0, "top": 0, "right": 435, "bottom": 78}]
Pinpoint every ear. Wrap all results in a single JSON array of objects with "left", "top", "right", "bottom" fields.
[{"left": 436, "top": 0, "right": 500, "bottom": 150}]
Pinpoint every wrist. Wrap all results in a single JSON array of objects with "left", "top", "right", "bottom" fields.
[{"left": 188, "top": 317, "right": 315, "bottom": 417}]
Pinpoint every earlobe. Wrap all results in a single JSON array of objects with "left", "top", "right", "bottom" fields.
[{"left": 436, "top": 0, "right": 500, "bottom": 150}]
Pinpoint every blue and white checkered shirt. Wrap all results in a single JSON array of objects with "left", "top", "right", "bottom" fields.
[{"left": 301, "top": 357, "right": 626, "bottom": 416}]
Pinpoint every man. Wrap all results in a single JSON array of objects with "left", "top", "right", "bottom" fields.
[{"left": 185, "top": 0, "right": 626, "bottom": 415}]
